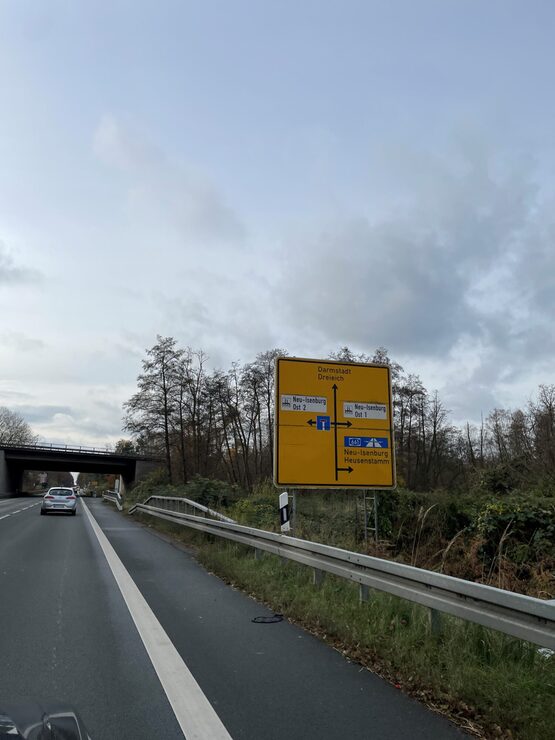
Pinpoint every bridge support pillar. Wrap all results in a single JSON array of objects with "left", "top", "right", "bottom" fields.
[
  {"left": 0, "top": 451, "right": 21, "bottom": 497},
  {"left": 116, "top": 475, "right": 127, "bottom": 498},
  {"left": 0, "top": 450, "right": 8, "bottom": 497}
]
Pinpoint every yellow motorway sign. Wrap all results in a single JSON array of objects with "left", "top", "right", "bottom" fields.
[{"left": 274, "top": 357, "right": 395, "bottom": 489}]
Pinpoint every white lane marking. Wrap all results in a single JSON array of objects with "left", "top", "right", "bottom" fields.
[
  {"left": 0, "top": 503, "right": 40, "bottom": 520},
  {"left": 81, "top": 500, "right": 232, "bottom": 740}
]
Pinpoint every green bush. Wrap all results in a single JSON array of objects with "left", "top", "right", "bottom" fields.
[
  {"left": 472, "top": 495, "right": 555, "bottom": 563},
  {"left": 126, "top": 473, "right": 243, "bottom": 510},
  {"left": 476, "top": 459, "right": 530, "bottom": 495},
  {"left": 181, "top": 476, "right": 243, "bottom": 509},
  {"left": 126, "top": 467, "right": 170, "bottom": 504},
  {"left": 231, "top": 494, "right": 278, "bottom": 530}
]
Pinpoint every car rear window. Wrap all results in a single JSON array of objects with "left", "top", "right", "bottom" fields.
[{"left": 49, "top": 489, "right": 72, "bottom": 496}]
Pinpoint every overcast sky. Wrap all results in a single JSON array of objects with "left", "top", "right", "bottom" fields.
[{"left": 1, "top": 1, "right": 555, "bottom": 445}]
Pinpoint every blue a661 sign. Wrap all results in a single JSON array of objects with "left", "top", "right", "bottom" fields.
[{"left": 344, "top": 436, "right": 389, "bottom": 448}]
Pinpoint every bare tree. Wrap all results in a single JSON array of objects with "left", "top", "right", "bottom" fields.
[
  {"left": 123, "top": 336, "right": 182, "bottom": 482},
  {"left": 0, "top": 407, "right": 37, "bottom": 444}
]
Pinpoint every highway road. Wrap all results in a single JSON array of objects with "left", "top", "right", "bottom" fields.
[{"left": 0, "top": 497, "right": 465, "bottom": 739}]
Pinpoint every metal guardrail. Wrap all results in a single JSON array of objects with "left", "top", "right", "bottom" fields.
[
  {"left": 103, "top": 490, "right": 123, "bottom": 511},
  {"left": 129, "top": 501, "right": 555, "bottom": 650},
  {"left": 129, "top": 495, "right": 236, "bottom": 524}
]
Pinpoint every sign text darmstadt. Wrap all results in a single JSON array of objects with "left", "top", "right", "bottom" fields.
[{"left": 274, "top": 357, "right": 395, "bottom": 489}]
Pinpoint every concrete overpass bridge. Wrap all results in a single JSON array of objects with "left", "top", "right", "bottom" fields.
[{"left": 0, "top": 442, "right": 162, "bottom": 496}]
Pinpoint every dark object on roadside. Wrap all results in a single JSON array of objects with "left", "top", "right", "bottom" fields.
[
  {"left": 252, "top": 613, "right": 284, "bottom": 624},
  {"left": 0, "top": 699, "right": 92, "bottom": 739}
]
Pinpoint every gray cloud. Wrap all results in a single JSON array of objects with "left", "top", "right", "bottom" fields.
[
  {"left": 278, "top": 217, "right": 474, "bottom": 355},
  {"left": 1, "top": 332, "right": 46, "bottom": 352},
  {"left": 277, "top": 148, "right": 544, "bottom": 361},
  {"left": 15, "top": 405, "right": 73, "bottom": 423},
  {"left": 0, "top": 243, "right": 41, "bottom": 285},
  {"left": 152, "top": 273, "right": 279, "bottom": 371},
  {"left": 0, "top": 390, "right": 32, "bottom": 401},
  {"left": 93, "top": 115, "right": 245, "bottom": 246},
  {"left": 16, "top": 398, "right": 126, "bottom": 445},
  {"left": 272, "top": 145, "right": 555, "bottom": 424}
]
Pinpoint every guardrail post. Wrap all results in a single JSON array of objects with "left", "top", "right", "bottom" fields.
[
  {"left": 429, "top": 608, "right": 442, "bottom": 637},
  {"left": 359, "top": 584, "right": 370, "bottom": 603},
  {"left": 313, "top": 568, "right": 325, "bottom": 587},
  {"left": 254, "top": 548, "right": 263, "bottom": 561}
]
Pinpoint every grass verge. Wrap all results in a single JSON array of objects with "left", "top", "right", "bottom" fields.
[{"left": 130, "top": 510, "right": 555, "bottom": 740}]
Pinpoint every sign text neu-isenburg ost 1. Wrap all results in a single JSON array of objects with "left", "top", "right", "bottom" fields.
[{"left": 274, "top": 357, "right": 396, "bottom": 489}]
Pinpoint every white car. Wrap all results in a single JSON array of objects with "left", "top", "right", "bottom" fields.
[{"left": 40, "top": 487, "right": 78, "bottom": 515}]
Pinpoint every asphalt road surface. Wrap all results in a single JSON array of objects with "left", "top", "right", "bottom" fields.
[{"left": 0, "top": 496, "right": 465, "bottom": 739}]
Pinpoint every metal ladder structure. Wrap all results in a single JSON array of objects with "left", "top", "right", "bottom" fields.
[{"left": 361, "top": 492, "right": 379, "bottom": 546}]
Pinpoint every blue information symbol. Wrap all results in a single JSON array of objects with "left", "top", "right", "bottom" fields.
[{"left": 316, "top": 415, "right": 331, "bottom": 431}]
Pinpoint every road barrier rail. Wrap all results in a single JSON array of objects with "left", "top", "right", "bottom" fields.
[
  {"left": 129, "top": 498, "right": 555, "bottom": 650},
  {"left": 129, "top": 495, "right": 236, "bottom": 523},
  {"left": 103, "top": 490, "right": 123, "bottom": 511}
]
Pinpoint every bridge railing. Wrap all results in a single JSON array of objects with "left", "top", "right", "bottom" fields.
[{"left": 129, "top": 499, "right": 555, "bottom": 650}]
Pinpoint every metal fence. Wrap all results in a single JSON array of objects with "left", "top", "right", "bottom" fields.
[
  {"left": 102, "top": 490, "right": 123, "bottom": 511},
  {"left": 129, "top": 498, "right": 555, "bottom": 650},
  {"left": 129, "top": 495, "right": 236, "bottom": 523}
]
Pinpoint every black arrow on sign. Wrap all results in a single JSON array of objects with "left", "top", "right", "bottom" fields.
[
  {"left": 333, "top": 384, "right": 355, "bottom": 480},
  {"left": 307, "top": 419, "right": 352, "bottom": 428},
  {"left": 333, "top": 384, "right": 339, "bottom": 481}
]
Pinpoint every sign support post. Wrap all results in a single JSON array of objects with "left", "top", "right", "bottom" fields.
[{"left": 373, "top": 492, "right": 379, "bottom": 545}]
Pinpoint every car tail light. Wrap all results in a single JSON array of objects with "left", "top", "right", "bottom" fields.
[
  {"left": 45, "top": 495, "right": 55, "bottom": 500},
  {"left": 67, "top": 495, "right": 76, "bottom": 500}
]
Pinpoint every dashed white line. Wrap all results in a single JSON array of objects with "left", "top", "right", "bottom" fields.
[
  {"left": 82, "top": 500, "right": 232, "bottom": 740},
  {"left": 0, "top": 502, "right": 40, "bottom": 520}
]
